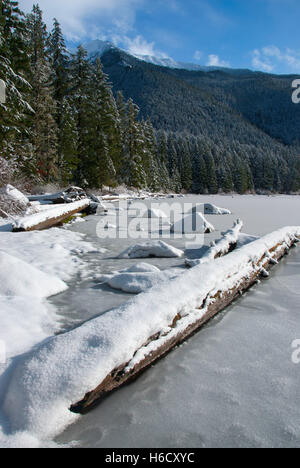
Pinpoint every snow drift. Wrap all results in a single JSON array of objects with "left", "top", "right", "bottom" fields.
[{"left": 0, "top": 251, "right": 67, "bottom": 298}]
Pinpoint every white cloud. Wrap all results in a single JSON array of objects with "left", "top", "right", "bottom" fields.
[
  {"left": 206, "top": 54, "right": 230, "bottom": 67},
  {"left": 252, "top": 46, "right": 300, "bottom": 73},
  {"left": 194, "top": 50, "right": 203, "bottom": 61},
  {"left": 252, "top": 49, "right": 274, "bottom": 72},
  {"left": 122, "top": 36, "right": 156, "bottom": 57},
  {"left": 18, "top": 0, "right": 143, "bottom": 41}
]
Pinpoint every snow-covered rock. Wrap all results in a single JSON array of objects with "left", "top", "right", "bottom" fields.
[
  {"left": 204, "top": 203, "right": 231, "bottom": 215},
  {"left": 119, "top": 241, "right": 184, "bottom": 259},
  {"left": 97, "top": 263, "right": 177, "bottom": 294},
  {"left": 105, "top": 270, "right": 180, "bottom": 294},
  {"left": 171, "top": 212, "right": 215, "bottom": 234},
  {"left": 122, "top": 263, "right": 160, "bottom": 273},
  {"left": 189, "top": 203, "right": 231, "bottom": 215}
]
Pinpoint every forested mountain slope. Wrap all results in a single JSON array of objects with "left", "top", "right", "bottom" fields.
[
  {"left": 99, "top": 47, "right": 300, "bottom": 146},
  {"left": 93, "top": 46, "right": 300, "bottom": 193}
]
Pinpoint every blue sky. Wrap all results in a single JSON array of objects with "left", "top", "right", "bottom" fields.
[{"left": 19, "top": 0, "right": 300, "bottom": 74}]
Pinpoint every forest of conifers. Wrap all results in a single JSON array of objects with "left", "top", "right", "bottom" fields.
[{"left": 1, "top": 0, "right": 300, "bottom": 194}]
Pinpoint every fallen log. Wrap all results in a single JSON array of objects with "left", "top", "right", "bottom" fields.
[
  {"left": 70, "top": 227, "right": 300, "bottom": 413},
  {"left": 12, "top": 199, "right": 90, "bottom": 232},
  {"left": 4, "top": 227, "right": 300, "bottom": 435},
  {"left": 28, "top": 186, "right": 87, "bottom": 205},
  {"left": 185, "top": 219, "right": 243, "bottom": 267}
]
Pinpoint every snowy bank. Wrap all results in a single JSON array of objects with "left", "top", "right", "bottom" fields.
[
  {"left": 0, "top": 227, "right": 96, "bottom": 363},
  {"left": 0, "top": 251, "right": 67, "bottom": 298},
  {"left": 2, "top": 226, "right": 299, "bottom": 445}
]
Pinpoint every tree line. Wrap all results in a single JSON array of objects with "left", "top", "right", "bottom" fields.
[
  {"left": 0, "top": 1, "right": 171, "bottom": 191},
  {"left": 1, "top": 1, "right": 299, "bottom": 194}
]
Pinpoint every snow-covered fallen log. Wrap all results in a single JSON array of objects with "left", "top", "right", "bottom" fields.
[
  {"left": 12, "top": 199, "right": 91, "bottom": 232},
  {"left": 185, "top": 219, "right": 243, "bottom": 267},
  {"left": 28, "top": 186, "right": 87, "bottom": 204},
  {"left": 4, "top": 226, "right": 299, "bottom": 437}
]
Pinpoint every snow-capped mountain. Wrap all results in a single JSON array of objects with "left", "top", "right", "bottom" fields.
[
  {"left": 133, "top": 53, "right": 213, "bottom": 71},
  {"left": 84, "top": 39, "right": 229, "bottom": 72},
  {"left": 83, "top": 40, "right": 117, "bottom": 59}
]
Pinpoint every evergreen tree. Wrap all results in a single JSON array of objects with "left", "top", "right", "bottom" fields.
[
  {"left": 0, "top": 0, "right": 32, "bottom": 161},
  {"left": 26, "top": 4, "right": 58, "bottom": 181},
  {"left": 86, "top": 58, "right": 117, "bottom": 188},
  {"left": 179, "top": 140, "right": 192, "bottom": 191},
  {"left": 69, "top": 45, "right": 93, "bottom": 185},
  {"left": 122, "top": 99, "right": 146, "bottom": 188},
  {"left": 48, "top": 18, "right": 70, "bottom": 177},
  {"left": 59, "top": 97, "right": 78, "bottom": 184}
]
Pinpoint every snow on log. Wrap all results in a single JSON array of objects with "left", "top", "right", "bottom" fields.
[
  {"left": 12, "top": 199, "right": 91, "bottom": 232},
  {"left": 69, "top": 227, "right": 300, "bottom": 413},
  {"left": 185, "top": 219, "right": 243, "bottom": 267},
  {"left": 28, "top": 187, "right": 88, "bottom": 205},
  {"left": 4, "top": 227, "right": 300, "bottom": 437}
]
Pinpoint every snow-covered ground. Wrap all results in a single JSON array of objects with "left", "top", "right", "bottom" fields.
[
  {"left": 0, "top": 194, "right": 300, "bottom": 448},
  {"left": 0, "top": 221, "right": 97, "bottom": 446}
]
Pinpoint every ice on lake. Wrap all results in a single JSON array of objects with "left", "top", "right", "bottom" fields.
[{"left": 53, "top": 194, "right": 300, "bottom": 448}]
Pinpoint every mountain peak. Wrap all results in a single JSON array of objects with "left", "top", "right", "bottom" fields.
[
  {"left": 83, "top": 39, "right": 247, "bottom": 74},
  {"left": 83, "top": 39, "right": 118, "bottom": 59}
]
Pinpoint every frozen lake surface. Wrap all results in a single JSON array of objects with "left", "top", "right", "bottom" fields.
[{"left": 55, "top": 195, "right": 300, "bottom": 448}]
